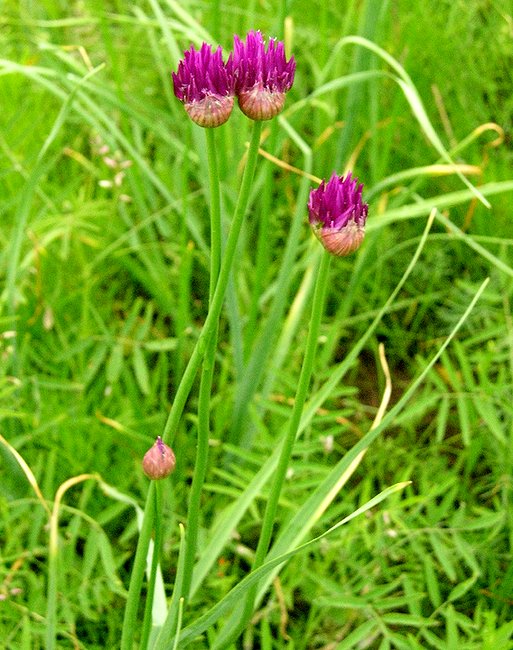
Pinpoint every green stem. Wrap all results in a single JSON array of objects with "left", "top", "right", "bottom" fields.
[
  {"left": 229, "top": 116, "right": 313, "bottom": 450},
  {"left": 140, "top": 481, "right": 163, "bottom": 650},
  {"left": 205, "top": 127, "right": 222, "bottom": 297},
  {"left": 254, "top": 252, "right": 331, "bottom": 574},
  {"left": 160, "top": 120, "right": 263, "bottom": 447},
  {"left": 175, "top": 126, "right": 193, "bottom": 385},
  {"left": 181, "top": 127, "right": 222, "bottom": 602},
  {"left": 120, "top": 481, "right": 156, "bottom": 650},
  {"left": 225, "top": 250, "right": 332, "bottom": 645},
  {"left": 245, "top": 122, "right": 275, "bottom": 355},
  {"left": 120, "top": 120, "right": 262, "bottom": 648}
]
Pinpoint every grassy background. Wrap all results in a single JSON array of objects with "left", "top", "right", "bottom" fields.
[{"left": 1, "top": 0, "right": 513, "bottom": 648}]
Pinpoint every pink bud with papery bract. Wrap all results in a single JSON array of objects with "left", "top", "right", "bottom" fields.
[
  {"left": 232, "top": 30, "right": 295, "bottom": 121},
  {"left": 172, "top": 43, "right": 235, "bottom": 127},
  {"left": 142, "top": 436, "right": 176, "bottom": 480},
  {"left": 308, "top": 172, "right": 368, "bottom": 256}
]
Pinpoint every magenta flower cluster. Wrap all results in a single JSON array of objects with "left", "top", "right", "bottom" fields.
[
  {"left": 233, "top": 31, "right": 295, "bottom": 121},
  {"left": 308, "top": 173, "right": 369, "bottom": 256},
  {"left": 172, "top": 43, "right": 235, "bottom": 128},
  {"left": 172, "top": 31, "right": 295, "bottom": 127},
  {"left": 172, "top": 31, "right": 368, "bottom": 257}
]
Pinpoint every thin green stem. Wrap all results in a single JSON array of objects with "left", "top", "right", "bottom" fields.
[
  {"left": 120, "top": 481, "right": 156, "bottom": 650},
  {"left": 254, "top": 252, "right": 331, "bottom": 570},
  {"left": 121, "top": 120, "right": 263, "bottom": 647},
  {"left": 245, "top": 122, "right": 275, "bottom": 355},
  {"left": 205, "top": 127, "right": 222, "bottom": 295},
  {"left": 222, "top": 250, "right": 332, "bottom": 646},
  {"left": 140, "top": 481, "right": 163, "bottom": 650},
  {"left": 181, "top": 127, "right": 222, "bottom": 602},
  {"left": 230, "top": 168, "right": 312, "bottom": 449},
  {"left": 160, "top": 120, "right": 263, "bottom": 447},
  {"left": 153, "top": 524, "right": 186, "bottom": 648},
  {"left": 175, "top": 126, "right": 193, "bottom": 385}
]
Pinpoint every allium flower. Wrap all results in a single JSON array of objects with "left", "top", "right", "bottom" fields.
[
  {"left": 308, "top": 172, "right": 368, "bottom": 256},
  {"left": 172, "top": 43, "right": 234, "bottom": 127},
  {"left": 142, "top": 436, "right": 176, "bottom": 480},
  {"left": 232, "top": 30, "right": 295, "bottom": 121}
]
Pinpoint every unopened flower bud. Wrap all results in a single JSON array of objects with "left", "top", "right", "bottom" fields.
[
  {"left": 232, "top": 31, "right": 295, "bottom": 121},
  {"left": 308, "top": 172, "right": 368, "bottom": 256},
  {"left": 172, "top": 43, "right": 235, "bottom": 128},
  {"left": 142, "top": 436, "right": 176, "bottom": 480}
]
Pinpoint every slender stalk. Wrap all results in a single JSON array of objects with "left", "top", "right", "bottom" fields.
[
  {"left": 160, "top": 120, "right": 263, "bottom": 447},
  {"left": 153, "top": 524, "right": 186, "bottom": 647},
  {"left": 229, "top": 117, "right": 313, "bottom": 450},
  {"left": 245, "top": 122, "right": 275, "bottom": 355},
  {"left": 230, "top": 168, "right": 312, "bottom": 449},
  {"left": 120, "top": 481, "right": 156, "bottom": 650},
  {"left": 224, "top": 250, "right": 332, "bottom": 645},
  {"left": 205, "top": 127, "right": 222, "bottom": 295},
  {"left": 175, "top": 126, "right": 193, "bottom": 385},
  {"left": 253, "top": 252, "right": 332, "bottom": 576},
  {"left": 140, "top": 481, "right": 163, "bottom": 650},
  {"left": 120, "top": 120, "right": 262, "bottom": 647},
  {"left": 181, "top": 127, "right": 222, "bottom": 602}
]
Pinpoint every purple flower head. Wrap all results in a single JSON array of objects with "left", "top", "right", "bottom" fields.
[
  {"left": 232, "top": 30, "right": 296, "bottom": 120},
  {"left": 142, "top": 436, "right": 176, "bottom": 480},
  {"left": 308, "top": 172, "right": 368, "bottom": 256},
  {"left": 172, "top": 43, "right": 235, "bottom": 127}
]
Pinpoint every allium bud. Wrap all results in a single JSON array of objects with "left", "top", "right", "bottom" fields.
[
  {"left": 308, "top": 172, "right": 368, "bottom": 256},
  {"left": 172, "top": 43, "right": 235, "bottom": 128},
  {"left": 232, "top": 31, "right": 295, "bottom": 121},
  {"left": 142, "top": 436, "right": 176, "bottom": 480}
]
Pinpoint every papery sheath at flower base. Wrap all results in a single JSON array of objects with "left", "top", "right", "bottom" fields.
[
  {"left": 142, "top": 436, "right": 176, "bottom": 480},
  {"left": 232, "top": 30, "right": 295, "bottom": 121},
  {"left": 172, "top": 43, "right": 235, "bottom": 127},
  {"left": 308, "top": 172, "right": 369, "bottom": 256}
]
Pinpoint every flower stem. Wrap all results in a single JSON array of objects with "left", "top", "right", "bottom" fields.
[
  {"left": 256, "top": 251, "right": 331, "bottom": 562},
  {"left": 120, "top": 481, "right": 156, "bottom": 650},
  {"left": 139, "top": 480, "right": 163, "bottom": 650},
  {"left": 180, "top": 127, "right": 222, "bottom": 602},
  {"left": 227, "top": 250, "right": 332, "bottom": 644},
  {"left": 120, "top": 120, "right": 263, "bottom": 648},
  {"left": 160, "top": 120, "right": 263, "bottom": 447},
  {"left": 175, "top": 126, "right": 193, "bottom": 385},
  {"left": 205, "top": 127, "right": 222, "bottom": 297},
  {"left": 245, "top": 121, "right": 276, "bottom": 354}
]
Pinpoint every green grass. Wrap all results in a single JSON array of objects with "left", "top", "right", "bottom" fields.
[{"left": 1, "top": 0, "right": 513, "bottom": 648}]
